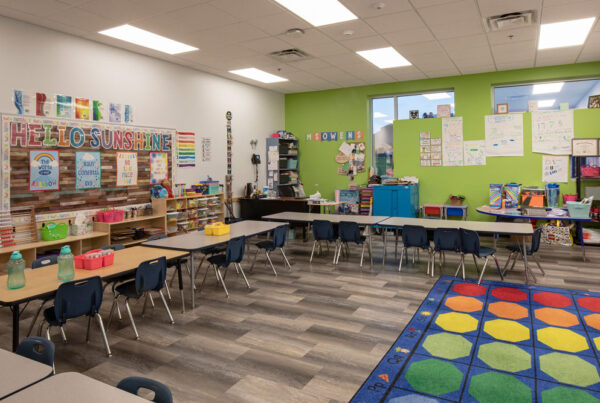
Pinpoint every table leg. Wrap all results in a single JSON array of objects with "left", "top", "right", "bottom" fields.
[
  {"left": 521, "top": 235, "right": 536, "bottom": 283},
  {"left": 577, "top": 222, "right": 586, "bottom": 262},
  {"left": 382, "top": 227, "right": 386, "bottom": 267},
  {"left": 190, "top": 253, "right": 195, "bottom": 309},
  {"left": 11, "top": 304, "right": 19, "bottom": 351},
  {"left": 177, "top": 260, "right": 185, "bottom": 313}
]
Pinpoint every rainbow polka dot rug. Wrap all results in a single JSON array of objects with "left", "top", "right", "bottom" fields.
[{"left": 351, "top": 276, "right": 600, "bottom": 403}]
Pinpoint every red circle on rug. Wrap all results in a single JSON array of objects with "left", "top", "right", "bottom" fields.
[
  {"left": 452, "top": 283, "right": 486, "bottom": 296},
  {"left": 490, "top": 287, "right": 527, "bottom": 302},
  {"left": 532, "top": 292, "right": 572, "bottom": 308},
  {"left": 578, "top": 297, "right": 600, "bottom": 312}
]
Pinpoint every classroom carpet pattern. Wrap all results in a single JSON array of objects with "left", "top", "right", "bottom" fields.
[{"left": 351, "top": 275, "right": 600, "bottom": 403}]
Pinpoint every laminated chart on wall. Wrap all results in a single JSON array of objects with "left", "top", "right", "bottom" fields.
[
  {"left": 532, "top": 110, "right": 574, "bottom": 155},
  {"left": 176, "top": 131, "right": 196, "bottom": 167},
  {"left": 484, "top": 113, "right": 523, "bottom": 156},
  {"left": 542, "top": 155, "right": 569, "bottom": 183},
  {"left": 442, "top": 117, "right": 463, "bottom": 166},
  {"left": 464, "top": 140, "right": 486, "bottom": 166},
  {"left": 419, "top": 132, "right": 431, "bottom": 166}
]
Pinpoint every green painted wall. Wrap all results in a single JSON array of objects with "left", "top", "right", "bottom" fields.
[{"left": 285, "top": 62, "right": 600, "bottom": 219}]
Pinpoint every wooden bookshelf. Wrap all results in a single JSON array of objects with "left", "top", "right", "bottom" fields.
[
  {"left": 93, "top": 213, "right": 167, "bottom": 247},
  {"left": 152, "top": 193, "right": 225, "bottom": 235}
]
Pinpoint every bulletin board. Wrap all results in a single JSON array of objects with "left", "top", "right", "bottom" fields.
[{"left": 2, "top": 114, "right": 175, "bottom": 214}]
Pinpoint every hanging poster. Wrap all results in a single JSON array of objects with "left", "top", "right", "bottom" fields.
[
  {"left": 116, "top": 151, "right": 137, "bottom": 186},
  {"left": 75, "top": 151, "right": 101, "bottom": 189},
  {"left": 442, "top": 117, "right": 463, "bottom": 166},
  {"left": 75, "top": 98, "right": 90, "bottom": 120},
  {"left": 92, "top": 100, "right": 104, "bottom": 121},
  {"left": 13, "top": 90, "right": 34, "bottom": 115},
  {"left": 124, "top": 104, "right": 133, "bottom": 123},
  {"left": 532, "top": 110, "right": 574, "bottom": 155},
  {"left": 109, "top": 103, "right": 122, "bottom": 123},
  {"left": 56, "top": 94, "right": 73, "bottom": 118},
  {"left": 464, "top": 140, "right": 486, "bottom": 166},
  {"left": 542, "top": 155, "right": 569, "bottom": 183},
  {"left": 29, "top": 149, "right": 60, "bottom": 191},
  {"left": 201, "top": 137, "right": 211, "bottom": 161},
  {"left": 176, "top": 131, "right": 196, "bottom": 167},
  {"left": 150, "top": 152, "right": 168, "bottom": 184},
  {"left": 36, "top": 93, "right": 52, "bottom": 117},
  {"left": 484, "top": 114, "right": 523, "bottom": 156}
]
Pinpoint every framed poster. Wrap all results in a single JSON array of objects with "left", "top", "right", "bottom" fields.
[
  {"left": 150, "top": 152, "right": 168, "bottom": 184},
  {"left": 572, "top": 138, "right": 599, "bottom": 157},
  {"left": 116, "top": 151, "right": 137, "bottom": 187},
  {"left": 75, "top": 151, "right": 101, "bottom": 189},
  {"left": 29, "top": 149, "right": 59, "bottom": 191}
]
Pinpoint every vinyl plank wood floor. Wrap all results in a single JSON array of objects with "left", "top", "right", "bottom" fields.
[{"left": 1, "top": 234, "right": 598, "bottom": 402}]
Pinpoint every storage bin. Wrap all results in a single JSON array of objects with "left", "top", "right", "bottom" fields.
[
  {"left": 41, "top": 222, "right": 69, "bottom": 241},
  {"left": 581, "top": 165, "right": 600, "bottom": 177},
  {"left": 102, "top": 252, "right": 114, "bottom": 266},
  {"left": 205, "top": 222, "right": 230, "bottom": 235},
  {"left": 567, "top": 201, "right": 592, "bottom": 218}
]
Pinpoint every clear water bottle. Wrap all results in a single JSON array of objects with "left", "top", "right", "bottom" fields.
[
  {"left": 7, "top": 251, "right": 26, "bottom": 289},
  {"left": 57, "top": 245, "right": 74, "bottom": 282}
]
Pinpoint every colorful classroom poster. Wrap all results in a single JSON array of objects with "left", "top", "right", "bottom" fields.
[
  {"left": 442, "top": 117, "right": 463, "bottom": 166},
  {"left": 176, "top": 131, "right": 196, "bottom": 167},
  {"left": 463, "top": 140, "right": 486, "bottom": 166},
  {"left": 484, "top": 113, "right": 523, "bottom": 156},
  {"left": 92, "top": 100, "right": 104, "bottom": 121},
  {"left": 29, "top": 149, "right": 59, "bottom": 191},
  {"left": 124, "top": 104, "right": 133, "bottom": 123},
  {"left": 532, "top": 110, "right": 574, "bottom": 155},
  {"left": 75, "top": 151, "right": 101, "bottom": 189},
  {"left": 75, "top": 98, "right": 90, "bottom": 120},
  {"left": 109, "top": 103, "right": 122, "bottom": 123},
  {"left": 55, "top": 94, "right": 73, "bottom": 118},
  {"left": 36, "top": 92, "right": 51, "bottom": 117},
  {"left": 150, "top": 152, "right": 168, "bottom": 184},
  {"left": 542, "top": 155, "right": 569, "bottom": 183},
  {"left": 116, "top": 151, "right": 137, "bottom": 186}
]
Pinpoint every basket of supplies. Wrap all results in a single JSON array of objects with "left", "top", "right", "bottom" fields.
[
  {"left": 205, "top": 222, "right": 230, "bottom": 236},
  {"left": 567, "top": 197, "right": 593, "bottom": 219}
]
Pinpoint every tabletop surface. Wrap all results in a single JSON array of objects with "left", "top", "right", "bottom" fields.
[
  {"left": 3, "top": 372, "right": 147, "bottom": 402},
  {"left": 0, "top": 349, "right": 53, "bottom": 399},
  {"left": 0, "top": 246, "right": 188, "bottom": 304},
  {"left": 142, "top": 220, "right": 283, "bottom": 251},
  {"left": 476, "top": 205, "right": 592, "bottom": 221},
  {"left": 263, "top": 212, "right": 389, "bottom": 225},
  {"left": 379, "top": 217, "right": 533, "bottom": 235}
]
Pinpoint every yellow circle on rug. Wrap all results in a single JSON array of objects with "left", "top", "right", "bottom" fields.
[
  {"left": 537, "top": 327, "right": 589, "bottom": 353},
  {"left": 436, "top": 312, "right": 479, "bottom": 333},
  {"left": 444, "top": 296, "right": 483, "bottom": 313},
  {"left": 483, "top": 319, "right": 529, "bottom": 342}
]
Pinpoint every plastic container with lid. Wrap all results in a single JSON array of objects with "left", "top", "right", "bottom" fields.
[
  {"left": 57, "top": 245, "right": 75, "bottom": 282},
  {"left": 7, "top": 251, "right": 26, "bottom": 290}
]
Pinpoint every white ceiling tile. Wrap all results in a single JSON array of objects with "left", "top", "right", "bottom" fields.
[
  {"left": 281, "top": 70, "right": 336, "bottom": 87},
  {"left": 449, "top": 48, "right": 494, "bottom": 66},
  {"left": 286, "top": 58, "right": 333, "bottom": 70},
  {"left": 429, "top": 21, "right": 484, "bottom": 39},
  {"left": 45, "top": 6, "right": 119, "bottom": 31},
  {"left": 410, "top": 0, "right": 463, "bottom": 9},
  {"left": 342, "top": 0, "right": 412, "bottom": 18},
  {"left": 535, "top": 47, "right": 581, "bottom": 67},
  {"left": 336, "top": 62, "right": 394, "bottom": 79},
  {"left": 277, "top": 28, "right": 348, "bottom": 57},
  {"left": 365, "top": 10, "right": 427, "bottom": 34},
  {"left": 385, "top": 66, "right": 428, "bottom": 80},
  {"left": 418, "top": 0, "right": 480, "bottom": 25},
  {"left": 486, "top": 26, "right": 538, "bottom": 45},
  {"left": 247, "top": 12, "right": 311, "bottom": 36},
  {"left": 496, "top": 60, "right": 534, "bottom": 70},
  {"left": 320, "top": 51, "right": 367, "bottom": 66},
  {"left": 541, "top": 0, "right": 600, "bottom": 24},
  {"left": 439, "top": 34, "right": 488, "bottom": 51},
  {"left": 339, "top": 34, "right": 390, "bottom": 51},
  {"left": 329, "top": 75, "right": 369, "bottom": 87},
  {"left": 457, "top": 63, "right": 496, "bottom": 74},
  {"left": 410, "top": 52, "right": 456, "bottom": 70},
  {"left": 423, "top": 66, "right": 461, "bottom": 77},
  {"left": 185, "top": 22, "right": 268, "bottom": 49},
  {"left": 162, "top": 3, "right": 240, "bottom": 31},
  {"left": 383, "top": 28, "right": 435, "bottom": 46},
  {"left": 209, "top": 0, "right": 281, "bottom": 19},
  {"left": 395, "top": 40, "right": 445, "bottom": 56},
  {"left": 0, "top": 0, "right": 72, "bottom": 16},
  {"left": 318, "top": 19, "right": 377, "bottom": 41},
  {"left": 271, "top": 82, "right": 314, "bottom": 94},
  {"left": 240, "top": 36, "right": 293, "bottom": 54},
  {"left": 76, "top": 0, "right": 158, "bottom": 23},
  {"left": 477, "top": 0, "right": 541, "bottom": 18},
  {"left": 491, "top": 40, "right": 536, "bottom": 64},
  {"left": 128, "top": 0, "right": 212, "bottom": 16},
  {"left": 577, "top": 30, "right": 600, "bottom": 62}
]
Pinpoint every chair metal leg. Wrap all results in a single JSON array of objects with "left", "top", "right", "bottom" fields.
[
  {"left": 266, "top": 252, "right": 277, "bottom": 276},
  {"left": 45, "top": 327, "right": 51, "bottom": 341},
  {"left": 431, "top": 252, "right": 436, "bottom": 277},
  {"left": 237, "top": 263, "right": 251, "bottom": 289},
  {"left": 533, "top": 255, "right": 545, "bottom": 276},
  {"left": 59, "top": 326, "right": 67, "bottom": 343},
  {"left": 492, "top": 254, "right": 503, "bottom": 280},
  {"left": 398, "top": 247, "right": 406, "bottom": 272},
  {"left": 250, "top": 248, "right": 260, "bottom": 270},
  {"left": 310, "top": 240, "right": 317, "bottom": 263},
  {"left": 360, "top": 242, "right": 365, "bottom": 267},
  {"left": 280, "top": 248, "right": 292, "bottom": 271},
  {"left": 502, "top": 251, "right": 515, "bottom": 275},
  {"left": 124, "top": 299, "right": 139, "bottom": 340},
  {"left": 158, "top": 290, "right": 175, "bottom": 325},
  {"left": 164, "top": 280, "right": 172, "bottom": 301},
  {"left": 95, "top": 313, "right": 112, "bottom": 357},
  {"left": 116, "top": 299, "right": 122, "bottom": 320},
  {"left": 215, "top": 268, "right": 229, "bottom": 297},
  {"left": 199, "top": 264, "right": 211, "bottom": 292},
  {"left": 148, "top": 293, "right": 155, "bottom": 309},
  {"left": 86, "top": 316, "right": 92, "bottom": 343},
  {"left": 26, "top": 301, "right": 46, "bottom": 337},
  {"left": 107, "top": 298, "right": 118, "bottom": 329},
  {"left": 472, "top": 254, "right": 480, "bottom": 274},
  {"left": 38, "top": 319, "right": 45, "bottom": 337},
  {"left": 477, "top": 257, "right": 490, "bottom": 285}
]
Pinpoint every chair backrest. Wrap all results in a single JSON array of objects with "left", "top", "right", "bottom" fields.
[
  {"left": 117, "top": 377, "right": 173, "bottom": 403},
  {"left": 273, "top": 225, "right": 288, "bottom": 248},
  {"left": 16, "top": 337, "right": 55, "bottom": 368},
  {"left": 226, "top": 236, "right": 246, "bottom": 264},
  {"left": 135, "top": 257, "right": 167, "bottom": 294},
  {"left": 460, "top": 228, "right": 480, "bottom": 255},
  {"left": 32, "top": 255, "right": 58, "bottom": 269},
  {"left": 312, "top": 220, "right": 334, "bottom": 241},
  {"left": 433, "top": 229, "right": 462, "bottom": 252},
  {"left": 402, "top": 225, "right": 429, "bottom": 248},
  {"left": 101, "top": 244, "right": 125, "bottom": 251},
  {"left": 339, "top": 221, "right": 361, "bottom": 243},
  {"left": 54, "top": 276, "right": 103, "bottom": 322},
  {"left": 531, "top": 227, "right": 542, "bottom": 253},
  {"left": 147, "top": 234, "right": 167, "bottom": 241}
]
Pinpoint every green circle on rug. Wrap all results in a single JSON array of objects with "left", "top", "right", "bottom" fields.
[
  {"left": 477, "top": 341, "right": 531, "bottom": 373},
  {"left": 542, "top": 386, "right": 599, "bottom": 402},
  {"left": 422, "top": 332, "right": 472, "bottom": 360},
  {"left": 468, "top": 371, "right": 531, "bottom": 403},
  {"left": 404, "top": 358, "right": 463, "bottom": 396}
]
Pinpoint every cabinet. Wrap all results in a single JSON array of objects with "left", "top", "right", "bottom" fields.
[
  {"left": 266, "top": 137, "right": 299, "bottom": 197},
  {"left": 372, "top": 185, "right": 419, "bottom": 217},
  {"left": 152, "top": 193, "right": 224, "bottom": 235}
]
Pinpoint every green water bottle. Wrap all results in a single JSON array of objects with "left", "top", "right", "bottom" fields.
[
  {"left": 57, "top": 245, "right": 74, "bottom": 282},
  {"left": 7, "top": 251, "right": 26, "bottom": 289}
]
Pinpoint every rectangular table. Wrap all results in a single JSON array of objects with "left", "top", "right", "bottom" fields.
[
  {"left": 142, "top": 220, "right": 284, "bottom": 307},
  {"left": 0, "top": 246, "right": 188, "bottom": 351},
  {"left": 3, "top": 372, "right": 147, "bottom": 402},
  {"left": 0, "top": 348, "right": 53, "bottom": 400}
]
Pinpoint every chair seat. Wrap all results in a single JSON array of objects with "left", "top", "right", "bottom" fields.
[
  {"left": 115, "top": 280, "right": 142, "bottom": 299},
  {"left": 207, "top": 254, "right": 227, "bottom": 267},
  {"left": 256, "top": 240, "right": 276, "bottom": 251},
  {"left": 506, "top": 244, "right": 533, "bottom": 255},
  {"left": 478, "top": 247, "right": 496, "bottom": 257}
]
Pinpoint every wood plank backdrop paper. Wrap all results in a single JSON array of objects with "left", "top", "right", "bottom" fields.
[{"left": 2, "top": 114, "right": 175, "bottom": 214}]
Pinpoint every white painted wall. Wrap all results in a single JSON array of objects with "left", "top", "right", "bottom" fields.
[{"left": 0, "top": 16, "right": 284, "bottom": 200}]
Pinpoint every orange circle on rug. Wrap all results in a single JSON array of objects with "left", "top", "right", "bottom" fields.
[
  {"left": 445, "top": 296, "right": 483, "bottom": 313},
  {"left": 488, "top": 301, "right": 528, "bottom": 320},
  {"left": 533, "top": 292, "right": 572, "bottom": 308},
  {"left": 453, "top": 283, "right": 486, "bottom": 297},
  {"left": 585, "top": 314, "right": 600, "bottom": 331},
  {"left": 535, "top": 307, "right": 579, "bottom": 327},
  {"left": 490, "top": 287, "right": 527, "bottom": 302},
  {"left": 578, "top": 297, "right": 600, "bottom": 312}
]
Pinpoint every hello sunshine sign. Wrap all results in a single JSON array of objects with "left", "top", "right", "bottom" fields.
[{"left": 29, "top": 149, "right": 59, "bottom": 191}]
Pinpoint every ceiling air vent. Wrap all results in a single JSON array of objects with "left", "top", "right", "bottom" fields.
[
  {"left": 269, "top": 48, "right": 310, "bottom": 62},
  {"left": 485, "top": 11, "right": 535, "bottom": 32}
]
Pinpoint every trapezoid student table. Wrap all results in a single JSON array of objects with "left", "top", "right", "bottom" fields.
[
  {"left": 0, "top": 348, "right": 53, "bottom": 400},
  {"left": 0, "top": 246, "right": 188, "bottom": 352},
  {"left": 142, "top": 220, "right": 284, "bottom": 308},
  {"left": 476, "top": 205, "right": 591, "bottom": 261}
]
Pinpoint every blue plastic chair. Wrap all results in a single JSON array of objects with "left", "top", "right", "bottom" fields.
[
  {"left": 27, "top": 255, "right": 59, "bottom": 337},
  {"left": 201, "top": 236, "right": 248, "bottom": 298},
  {"left": 504, "top": 227, "right": 545, "bottom": 277},
  {"left": 39, "top": 276, "right": 111, "bottom": 357},
  {"left": 335, "top": 221, "right": 370, "bottom": 267},
  {"left": 16, "top": 336, "right": 55, "bottom": 373},
  {"left": 459, "top": 228, "right": 503, "bottom": 284},
  {"left": 310, "top": 220, "right": 336, "bottom": 263},
  {"left": 109, "top": 257, "right": 174, "bottom": 340},
  {"left": 433, "top": 228, "right": 462, "bottom": 276},
  {"left": 117, "top": 377, "right": 173, "bottom": 403},
  {"left": 251, "top": 225, "right": 291, "bottom": 275},
  {"left": 399, "top": 225, "right": 433, "bottom": 276},
  {"left": 101, "top": 244, "right": 125, "bottom": 251}
]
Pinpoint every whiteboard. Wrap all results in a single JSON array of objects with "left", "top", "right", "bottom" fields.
[
  {"left": 442, "top": 117, "right": 463, "bottom": 166},
  {"left": 532, "top": 110, "right": 574, "bottom": 155},
  {"left": 484, "top": 114, "right": 523, "bottom": 156}
]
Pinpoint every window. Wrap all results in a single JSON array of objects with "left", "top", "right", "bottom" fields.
[
  {"left": 494, "top": 78, "right": 600, "bottom": 113},
  {"left": 371, "top": 90, "right": 455, "bottom": 176}
]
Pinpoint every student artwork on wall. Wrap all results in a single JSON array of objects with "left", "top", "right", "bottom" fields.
[
  {"left": 484, "top": 114, "right": 523, "bottom": 156},
  {"left": 336, "top": 142, "right": 365, "bottom": 179},
  {"left": 419, "top": 132, "right": 431, "bottom": 166},
  {"left": 92, "top": 100, "right": 104, "bottom": 121},
  {"left": 542, "top": 155, "right": 569, "bottom": 183},
  {"left": 176, "top": 131, "right": 196, "bottom": 168},
  {"left": 463, "top": 140, "right": 486, "bottom": 166},
  {"left": 75, "top": 98, "right": 90, "bottom": 120},
  {"left": 109, "top": 103, "right": 122, "bottom": 123},
  {"left": 116, "top": 151, "right": 137, "bottom": 186},
  {"left": 36, "top": 93, "right": 52, "bottom": 117},
  {"left": 150, "top": 152, "right": 168, "bottom": 184},
  {"left": 56, "top": 94, "right": 73, "bottom": 118},
  {"left": 75, "top": 151, "right": 101, "bottom": 189},
  {"left": 442, "top": 117, "right": 463, "bottom": 166},
  {"left": 29, "top": 149, "right": 59, "bottom": 191},
  {"left": 532, "top": 110, "right": 574, "bottom": 155}
]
